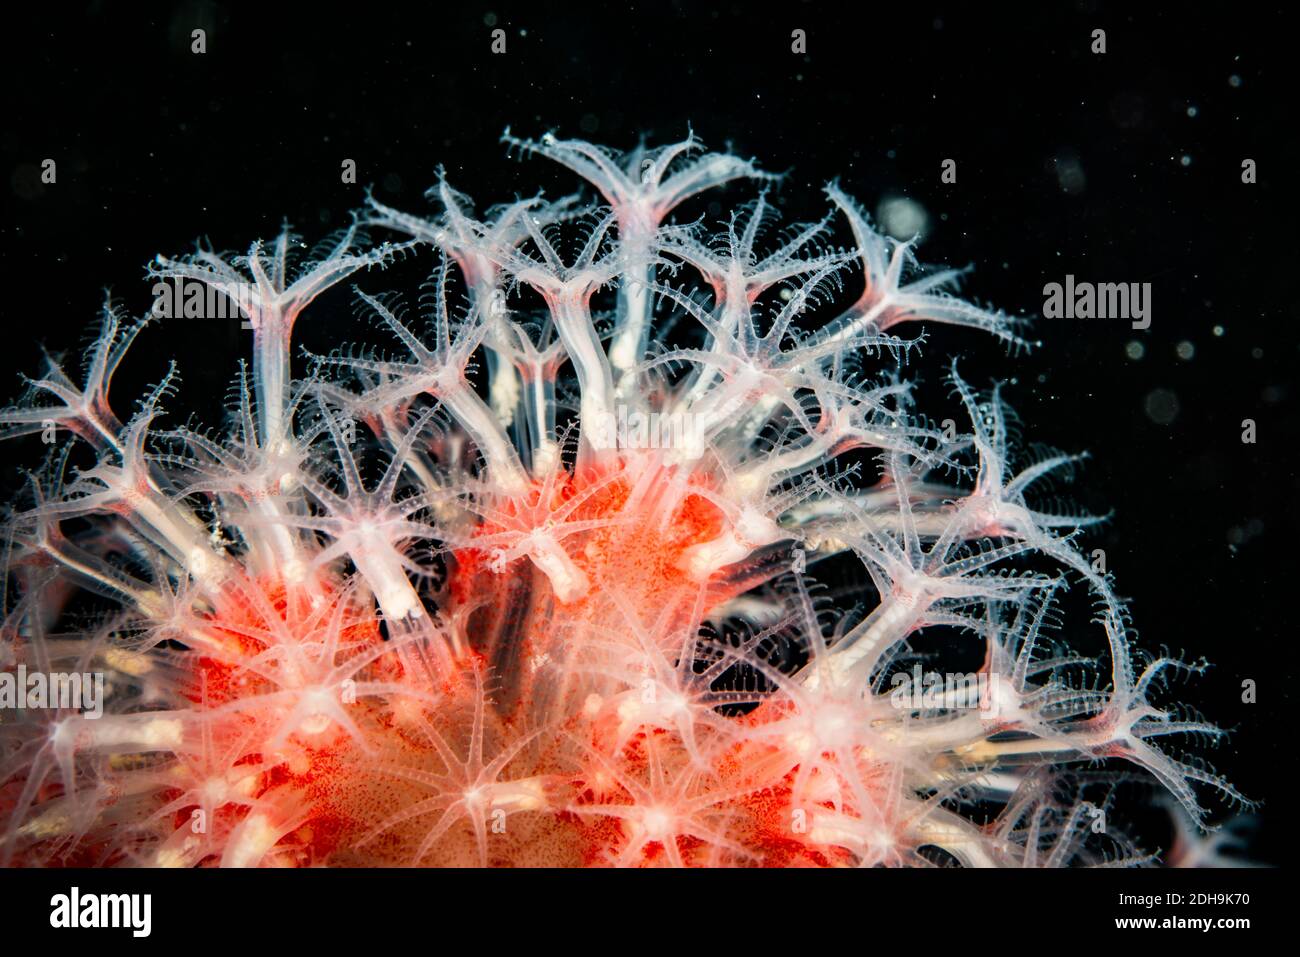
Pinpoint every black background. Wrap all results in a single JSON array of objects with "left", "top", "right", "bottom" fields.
[{"left": 1, "top": 1, "right": 1295, "bottom": 865}]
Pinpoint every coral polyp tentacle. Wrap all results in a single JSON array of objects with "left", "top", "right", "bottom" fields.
[{"left": 0, "top": 129, "right": 1248, "bottom": 868}]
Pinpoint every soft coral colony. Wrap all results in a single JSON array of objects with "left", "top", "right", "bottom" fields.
[{"left": 0, "top": 130, "right": 1250, "bottom": 868}]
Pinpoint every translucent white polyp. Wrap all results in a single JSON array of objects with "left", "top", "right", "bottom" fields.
[
  {"left": 525, "top": 533, "right": 590, "bottom": 604},
  {"left": 351, "top": 535, "right": 424, "bottom": 621}
]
